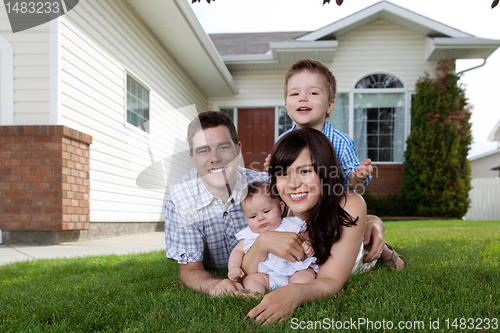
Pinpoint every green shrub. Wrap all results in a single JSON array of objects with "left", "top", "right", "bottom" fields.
[
  {"left": 401, "top": 61, "right": 472, "bottom": 217},
  {"left": 362, "top": 191, "right": 409, "bottom": 217}
]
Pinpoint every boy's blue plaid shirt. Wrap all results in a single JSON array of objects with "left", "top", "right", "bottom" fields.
[{"left": 277, "top": 122, "right": 372, "bottom": 190}]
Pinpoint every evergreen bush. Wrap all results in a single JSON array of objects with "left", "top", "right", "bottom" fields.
[
  {"left": 362, "top": 191, "right": 409, "bottom": 217},
  {"left": 401, "top": 61, "right": 472, "bottom": 217}
]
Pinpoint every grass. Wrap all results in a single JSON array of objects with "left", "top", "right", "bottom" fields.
[{"left": 0, "top": 220, "right": 499, "bottom": 332}]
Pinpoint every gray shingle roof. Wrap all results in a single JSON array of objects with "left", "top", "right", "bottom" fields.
[{"left": 209, "top": 31, "right": 309, "bottom": 56}]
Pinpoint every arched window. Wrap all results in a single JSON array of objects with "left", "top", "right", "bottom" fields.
[{"left": 353, "top": 74, "right": 406, "bottom": 162}]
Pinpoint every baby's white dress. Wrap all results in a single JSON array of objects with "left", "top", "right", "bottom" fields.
[{"left": 235, "top": 216, "right": 319, "bottom": 289}]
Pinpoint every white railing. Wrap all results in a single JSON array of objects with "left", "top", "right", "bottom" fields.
[{"left": 464, "top": 177, "right": 500, "bottom": 220}]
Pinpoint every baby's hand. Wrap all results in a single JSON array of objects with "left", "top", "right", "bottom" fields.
[
  {"left": 263, "top": 154, "right": 271, "bottom": 172},
  {"left": 302, "top": 241, "right": 315, "bottom": 257},
  {"left": 228, "top": 267, "right": 244, "bottom": 281}
]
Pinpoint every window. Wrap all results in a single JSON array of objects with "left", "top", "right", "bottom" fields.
[
  {"left": 353, "top": 74, "right": 405, "bottom": 162},
  {"left": 127, "top": 74, "right": 150, "bottom": 132},
  {"left": 327, "top": 93, "right": 349, "bottom": 134},
  {"left": 278, "top": 106, "right": 293, "bottom": 136},
  {"left": 220, "top": 108, "right": 235, "bottom": 122}
]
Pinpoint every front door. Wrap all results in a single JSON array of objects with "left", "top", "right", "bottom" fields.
[{"left": 238, "top": 108, "right": 275, "bottom": 171}]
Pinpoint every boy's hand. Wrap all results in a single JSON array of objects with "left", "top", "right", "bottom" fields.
[
  {"left": 263, "top": 154, "right": 271, "bottom": 172},
  {"left": 228, "top": 267, "right": 244, "bottom": 281},
  {"left": 351, "top": 158, "right": 373, "bottom": 182}
]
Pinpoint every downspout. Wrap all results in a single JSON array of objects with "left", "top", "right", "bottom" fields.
[{"left": 457, "top": 58, "right": 487, "bottom": 75}]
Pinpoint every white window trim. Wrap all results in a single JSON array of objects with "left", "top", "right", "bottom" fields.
[
  {"left": 0, "top": 33, "right": 13, "bottom": 126},
  {"left": 350, "top": 72, "right": 409, "bottom": 165},
  {"left": 123, "top": 70, "right": 152, "bottom": 136}
]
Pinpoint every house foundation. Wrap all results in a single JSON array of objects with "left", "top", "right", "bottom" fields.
[{"left": 365, "top": 164, "right": 404, "bottom": 198}]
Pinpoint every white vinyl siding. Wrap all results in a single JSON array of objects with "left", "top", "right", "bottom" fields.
[
  {"left": 332, "top": 19, "right": 438, "bottom": 91},
  {"left": 59, "top": 0, "right": 207, "bottom": 223},
  {"left": 209, "top": 70, "right": 286, "bottom": 109},
  {"left": 0, "top": 2, "right": 51, "bottom": 125}
]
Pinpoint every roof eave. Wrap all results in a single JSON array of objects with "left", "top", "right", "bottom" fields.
[
  {"left": 296, "top": 1, "right": 471, "bottom": 42},
  {"left": 425, "top": 37, "right": 500, "bottom": 61},
  {"left": 222, "top": 41, "right": 338, "bottom": 71},
  {"left": 126, "top": 0, "right": 238, "bottom": 98},
  {"left": 488, "top": 118, "right": 500, "bottom": 141}
]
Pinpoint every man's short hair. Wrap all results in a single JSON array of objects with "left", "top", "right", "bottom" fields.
[
  {"left": 187, "top": 111, "right": 238, "bottom": 151},
  {"left": 284, "top": 59, "right": 337, "bottom": 102}
]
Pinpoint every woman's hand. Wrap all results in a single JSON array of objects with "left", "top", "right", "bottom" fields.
[
  {"left": 247, "top": 284, "right": 302, "bottom": 324},
  {"left": 363, "top": 215, "right": 386, "bottom": 263},
  {"left": 242, "top": 231, "right": 305, "bottom": 275}
]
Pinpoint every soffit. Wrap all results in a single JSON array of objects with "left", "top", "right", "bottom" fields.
[{"left": 126, "top": 0, "right": 237, "bottom": 97}]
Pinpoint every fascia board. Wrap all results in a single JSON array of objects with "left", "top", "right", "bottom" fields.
[
  {"left": 432, "top": 37, "right": 500, "bottom": 48},
  {"left": 268, "top": 40, "right": 338, "bottom": 50},
  {"left": 222, "top": 41, "right": 337, "bottom": 64},
  {"left": 175, "top": 0, "right": 238, "bottom": 95},
  {"left": 222, "top": 54, "right": 276, "bottom": 65},
  {"left": 426, "top": 37, "right": 500, "bottom": 60}
]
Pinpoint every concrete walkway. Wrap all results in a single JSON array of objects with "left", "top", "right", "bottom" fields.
[{"left": 0, "top": 232, "right": 165, "bottom": 266}]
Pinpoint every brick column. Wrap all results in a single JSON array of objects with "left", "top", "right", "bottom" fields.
[
  {"left": 0, "top": 125, "right": 92, "bottom": 244},
  {"left": 365, "top": 164, "right": 404, "bottom": 198}
]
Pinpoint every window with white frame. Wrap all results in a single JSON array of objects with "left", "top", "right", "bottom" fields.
[
  {"left": 126, "top": 74, "right": 150, "bottom": 132},
  {"left": 278, "top": 106, "right": 293, "bottom": 136},
  {"left": 327, "top": 93, "right": 349, "bottom": 134},
  {"left": 352, "top": 74, "right": 406, "bottom": 163}
]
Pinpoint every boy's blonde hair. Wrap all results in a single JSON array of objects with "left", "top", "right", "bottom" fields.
[{"left": 284, "top": 59, "right": 337, "bottom": 103}]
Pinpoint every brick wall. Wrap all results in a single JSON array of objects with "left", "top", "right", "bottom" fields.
[
  {"left": 0, "top": 125, "right": 92, "bottom": 243},
  {"left": 364, "top": 164, "right": 404, "bottom": 198}
]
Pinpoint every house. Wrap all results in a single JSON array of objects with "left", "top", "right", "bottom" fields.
[
  {"left": 206, "top": 1, "right": 500, "bottom": 198},
  {"left": 1, "top": 0, "right": 499, "bottom": 244},
  {"left": 469, "top": 150, "right": 500, "bottom": 178},
  {"left": 465, "top": 118, "right": 500, "bottom": 220},
  {"left": 0, "top": 0, "right": 237, "bottom": 244},
  {"left": 469, "top": 118, "right": 500, "bottom": 178}
]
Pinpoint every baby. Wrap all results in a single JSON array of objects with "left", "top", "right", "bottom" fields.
[{"left": 228, "top": 181, "right": 318, "bottom": 294}]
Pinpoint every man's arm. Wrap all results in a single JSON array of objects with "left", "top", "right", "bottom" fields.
[{"left": 178, "top": 262, "right": 242, "bottom": 296}]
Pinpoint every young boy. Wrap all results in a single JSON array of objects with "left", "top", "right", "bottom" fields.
[
  {"left": 273, "top": 59, "right": 406, "bottom": 271},
  {"left": 228, "top": 181, "right": 317, "bottom": 294},
  {"left": 268, "top": 59, "right": 373, "bottom": 191}
]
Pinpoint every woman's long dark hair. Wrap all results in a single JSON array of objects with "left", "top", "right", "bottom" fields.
[{"left": 268, "top": 128, "right": 358, "bottom": 265}]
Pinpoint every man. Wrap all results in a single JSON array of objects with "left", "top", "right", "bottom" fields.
[{"left": 165, "top": 111, "right": 385, "bottom": 295}]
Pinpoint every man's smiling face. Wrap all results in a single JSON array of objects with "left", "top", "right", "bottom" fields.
[{"left": 190, "top": 125, "right": 241, "bottom": 199}]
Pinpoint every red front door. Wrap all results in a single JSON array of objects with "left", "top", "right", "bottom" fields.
[{"left": 238, "top": 108, "right": 275, "bottom": 171}]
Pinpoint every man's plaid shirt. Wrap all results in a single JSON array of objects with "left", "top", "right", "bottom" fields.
[{"left": 165, "top": 167, "right": 267, "bottom": 270}]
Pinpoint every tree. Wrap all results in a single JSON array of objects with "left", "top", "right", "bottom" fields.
[
  {"left": 401, "top": 61, "right": 472, "bottom": 218},
  {"left": 192, "top": 0, "right": 498, "bottom": 9}
]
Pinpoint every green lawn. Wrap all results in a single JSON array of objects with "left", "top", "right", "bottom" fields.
[{"left": 1, "top": 220, "right": 499, "bottom": 332}]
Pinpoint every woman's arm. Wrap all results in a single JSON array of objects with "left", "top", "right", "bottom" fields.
[
  {"left": 247, "top": 193, "right": 367, "bottom": 324},
  {"left": 241, "top": 231, "right": 305, "bottom": 275}
]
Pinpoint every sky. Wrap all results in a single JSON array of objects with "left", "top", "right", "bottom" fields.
[{"left": 188, "top": 0, "right": 500, "bottom": 158}]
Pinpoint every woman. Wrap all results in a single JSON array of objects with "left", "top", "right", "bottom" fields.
[{"left": 244, "top": 128, "right": 403, "bottom": 324}]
